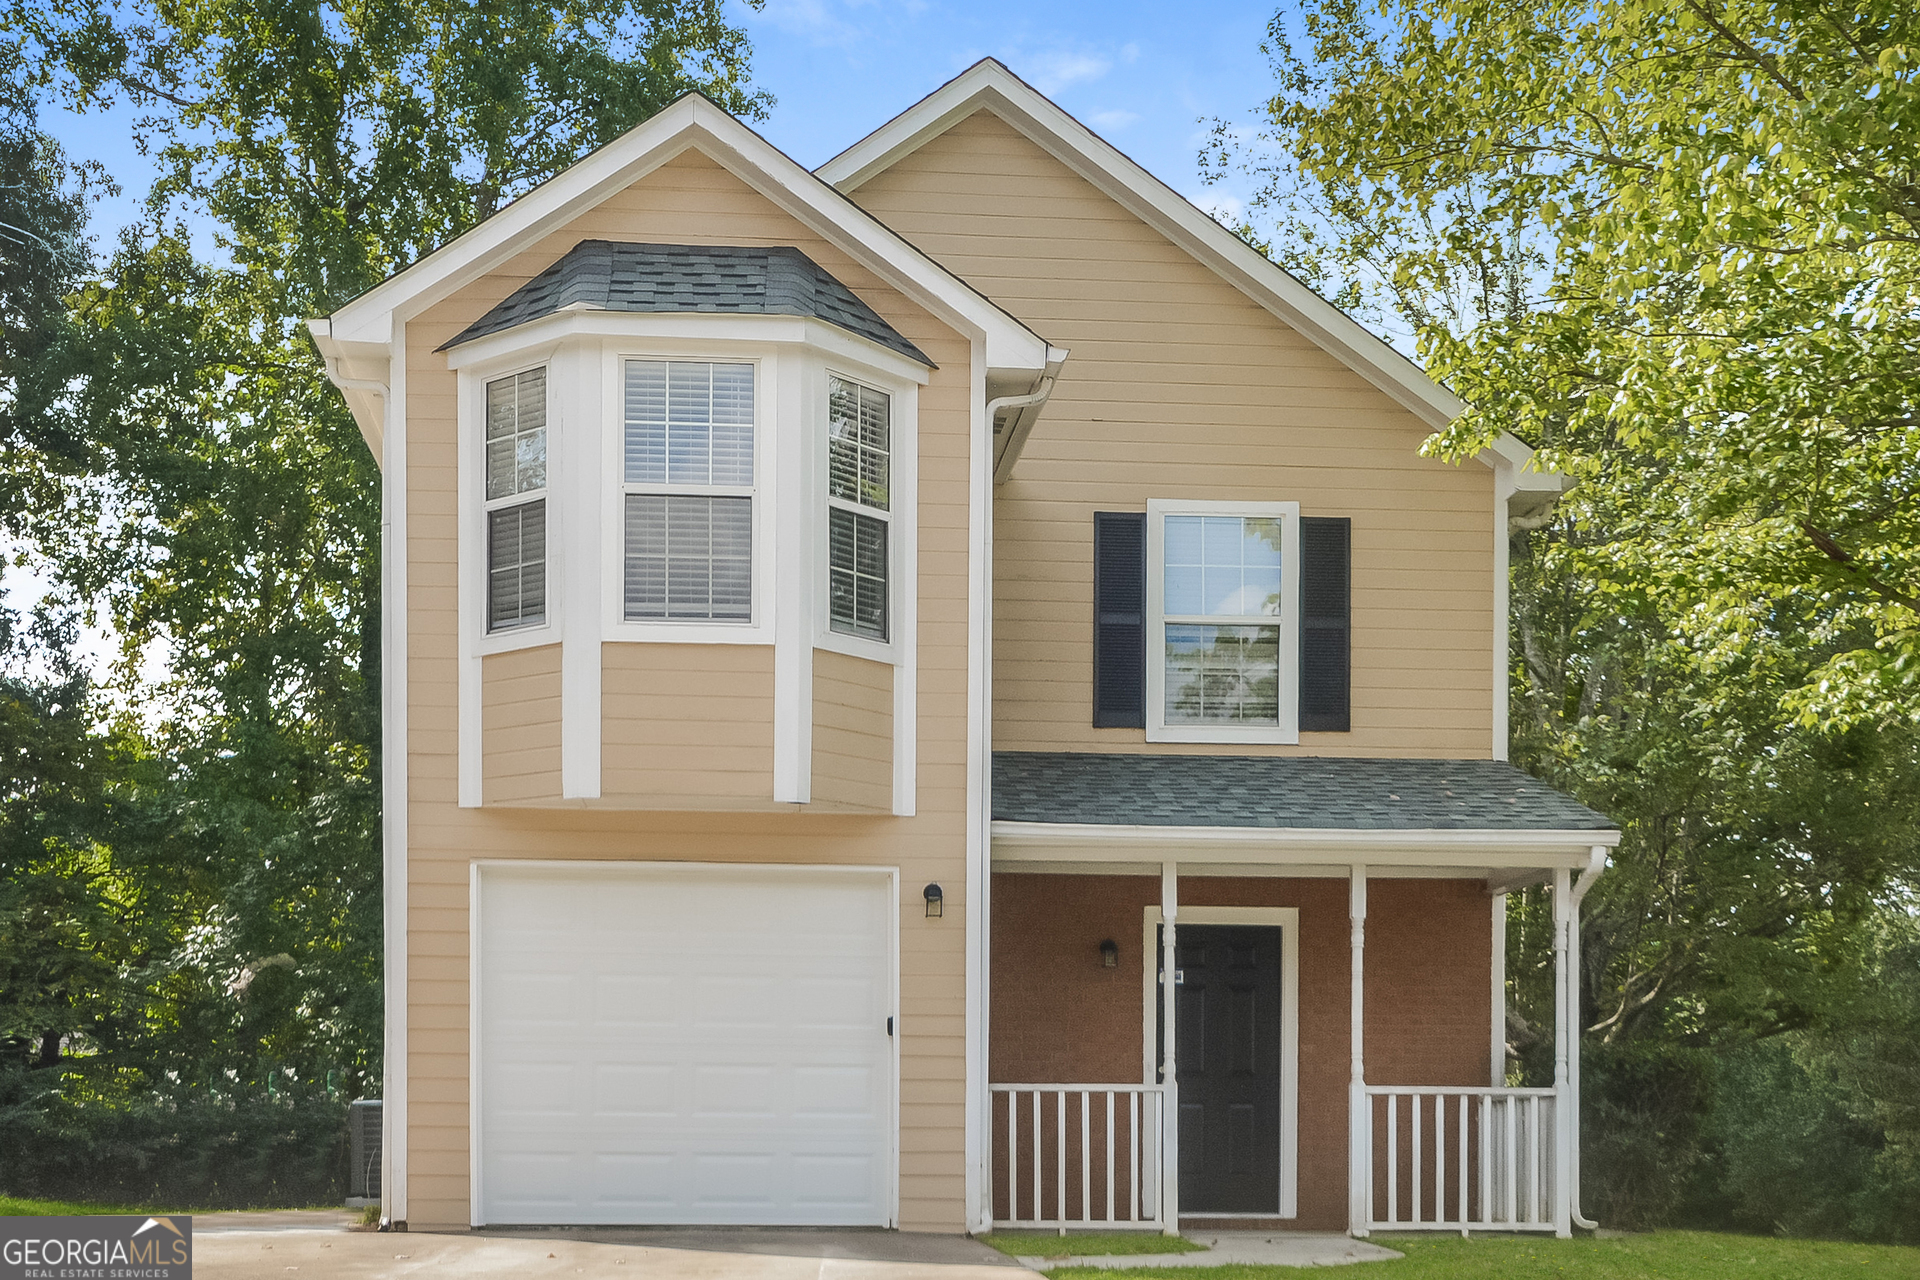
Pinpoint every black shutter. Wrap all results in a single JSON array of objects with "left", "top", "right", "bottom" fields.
[
  {"left": 1299, "top": 516, "right": 1351, "bottom": 732},
  {"left": 1093, "top": 511, "right": 1147, "bottom": 728}
]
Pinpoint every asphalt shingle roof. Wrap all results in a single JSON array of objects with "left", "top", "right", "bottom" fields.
[
  {"left": 992, "top": 753, "right": 1615, "bottom": 831},
  {"left": 440, "top": 241, "right": 933, "bottom": 364}
]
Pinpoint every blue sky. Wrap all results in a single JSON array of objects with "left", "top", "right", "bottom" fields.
[{"left": 42, "top": 0, "right": 1284, "bottom": 245}]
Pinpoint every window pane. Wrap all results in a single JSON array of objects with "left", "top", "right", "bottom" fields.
[
  {"left": 626, "top": 360, "right": 755, "bottom": 486},
  {"left": 710, "top": 363, "right": 755, "bottom": 486},
  {"left": 485, "top": 369, "right": 546, "bottom": 499},
  {"left": 828, "top": 376, "right": 889, "bottom": 511},
  {"left": 487, "top": 499, "right": 546, "bottom": 631},
  {"left": 625, "top": 494, "right": 752, "bottom": 621},
  {"left": 829, "top": 506, "right": 888, "bottom": 641},
  {"left": 1163, "top": 514, "right": 1283, "bottom": 618},
  {"left": 1164, "top": 624, "right": 1279, "bottom": 725},
  {"left": 623, "top": 360, "right": 667, "bottom": 483}
]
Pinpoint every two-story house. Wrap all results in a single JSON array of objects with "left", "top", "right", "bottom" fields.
[{"left": 312, "top": 59, "right": 1618, "bottom": 1240}]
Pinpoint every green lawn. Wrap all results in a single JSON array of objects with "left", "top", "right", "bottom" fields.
[
  {"left": 981, "top": 1231, "right": 1206, "bottom": 1259},
  {"left": 1044, "top": 1231, "right": 1920, "bottom": 1279}
]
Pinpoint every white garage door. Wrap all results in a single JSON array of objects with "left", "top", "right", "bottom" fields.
[{"left": 475, "top": 863, "right": 895, "bottom": 1226}]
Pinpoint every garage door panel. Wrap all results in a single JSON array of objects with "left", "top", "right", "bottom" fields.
[{"left": 477, "top": 865, "right": 894, "bottom": 1226}]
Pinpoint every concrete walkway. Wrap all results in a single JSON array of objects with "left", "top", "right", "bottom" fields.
[
  {"left": 194, "top": 1224, "right": 1024, "bottom": 1280},
  {"left": 1011, "top": 1230, "right": 1403, "bottom": 1270}
]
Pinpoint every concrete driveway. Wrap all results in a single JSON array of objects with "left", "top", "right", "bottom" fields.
[{"left": 193, "top": 1215, "right": 1025, "bottom": 1280}]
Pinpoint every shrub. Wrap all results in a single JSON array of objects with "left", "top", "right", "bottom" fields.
[{"left": 0, "top": 1070, "right": 347, "bottom": 1209}]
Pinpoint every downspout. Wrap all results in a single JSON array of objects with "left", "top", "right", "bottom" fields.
[{"left": 1569, "top": 846, "right": 1606, "bottom": 1231}]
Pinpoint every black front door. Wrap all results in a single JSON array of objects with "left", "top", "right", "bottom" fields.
[{"left": 1160, "top": 923, "right": 1284, "bottom": 1213}]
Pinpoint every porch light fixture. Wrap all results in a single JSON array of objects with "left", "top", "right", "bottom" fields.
[
  {"left": 1099, "top": 939, "right": 1119, "bottom": 968},
  {"left": 923, "top": 883, "right": 944, "bottom": 918}
]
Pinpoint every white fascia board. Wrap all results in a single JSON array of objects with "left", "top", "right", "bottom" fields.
[
  {"left": 819, "top": 59, "right": 1466, "bottom": 434},
  {"left": 322, "top": 95, "right": 1049, "bottom": 375},
  {"left": 991, "top": 820, "right": 1622, "bottom": 865}
]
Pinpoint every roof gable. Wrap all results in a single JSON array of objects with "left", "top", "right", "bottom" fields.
[
  {"left": 819, "top": 59, "right": 1464, "bottom": 432},
  {"left": 316, "top": 92, "right": 1049, "bottom": 382}
]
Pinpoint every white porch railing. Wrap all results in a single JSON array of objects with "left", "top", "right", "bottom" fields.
[
  {"left": 990, "top": 1084, "right": 1167, "bottom": 1230},
  {"left": 1365, "top": 1086, "right": 1559, "bottom": 1233}
]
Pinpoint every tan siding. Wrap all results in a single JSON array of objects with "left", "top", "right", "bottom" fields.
[
  {"left": 401, "top": 147, "right": 977, "bottom": 1230},
  {"left": 481, "top": 645, "right": 562, "bottom": 805},
  {"left": 811, "top": 649, "right": 893, "bottom": 812},
  {"left": 851, "top": 111, "right": 1497, "bottom": 759},
  {"left": 599, "top": 643, "right": 776, "bottom": 805}
]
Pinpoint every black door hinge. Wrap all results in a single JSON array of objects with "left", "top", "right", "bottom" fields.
[{"left": 887, "top": 1016, "right": 895, "bottom": 1037}]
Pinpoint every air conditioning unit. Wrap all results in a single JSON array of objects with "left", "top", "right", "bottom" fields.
[{"left": 349, "top": 1099, "right": 383, "bottom": 1202}]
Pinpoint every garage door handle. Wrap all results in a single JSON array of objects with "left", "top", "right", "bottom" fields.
[{"left": 887, "top": 1017, "right": 894, "bottom": 1037}]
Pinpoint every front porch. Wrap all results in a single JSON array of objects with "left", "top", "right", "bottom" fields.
[{"left": 983, "top": 753, "right": 1619, "bottom": 1238}]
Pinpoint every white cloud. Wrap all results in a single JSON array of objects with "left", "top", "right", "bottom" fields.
[
  {"left": 1025, "top": 50, "right": 1113, "bottom": 94},
  {"left": 758, "top": 0, "right": 923, "bottom": 47},
  {"left": 1189, "top": 191, "right": 1247, "bottom": 225},
  {"left": 1088, "top": 109, "right": 1140, "bottom": 132}
]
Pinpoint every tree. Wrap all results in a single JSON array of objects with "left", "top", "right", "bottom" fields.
[
  {"left": 1219, "top": 0, "right": 1920, "bottom": 729},
  {"left": 0, "top": 0, "right": 772, "bottom": 1198}
]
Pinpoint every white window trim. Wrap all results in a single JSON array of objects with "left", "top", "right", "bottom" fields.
[
  {"left": 815, "top": 367, "right": 917, "bottom": 668},
  {"left": 1145, "top": 498, "right": 1302, "bottom": 744},
  {"left": 479, "top": 367, "right": 553, "bottom": 637},
  {"left": 599, "top": 344, "right": 777, "bottom": 645},
  {"left": 461, "top": 349, "right": 564, "bottom": 659}
]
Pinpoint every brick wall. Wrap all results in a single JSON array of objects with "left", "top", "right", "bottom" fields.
[{"left": 989, "top": 872, "right": 1492, "bottom": 1231}]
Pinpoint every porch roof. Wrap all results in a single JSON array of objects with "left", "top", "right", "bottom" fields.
[{"left": 991, "top": 752, "right": 1613, "bottom": 832}]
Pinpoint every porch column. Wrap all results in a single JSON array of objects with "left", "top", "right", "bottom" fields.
[
  {"left": 1491, "top": 892, "right": 1508, "bottom": 1085},
  {"left": 1160, "top": 861, "right": 1179, "bottom": 1233},
  {"left": 1348, "top": 865, "right": 1368, "bottom": 1237},
  {"left": 1551, "top": 866, "right": 1573, "bottom": 1238}
]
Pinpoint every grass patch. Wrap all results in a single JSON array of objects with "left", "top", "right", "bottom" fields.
[
  {"left": 1044, "top": 1230, "right": 1920, "bottom": 1278},
  {"left": 0, "top": 1196, "right": 150, "bottom": 1216},
  {"left": 1, "top": 1196, "right": 341, "bottom": 1217},
  {"left": 981, "top": 1230, "right": 1205, "bottom": 1259}
]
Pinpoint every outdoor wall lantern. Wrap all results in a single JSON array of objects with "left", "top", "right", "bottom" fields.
[
  {"left": 923, "top": 883, "right": 944, "bottom": 918},
  {"left": 1099, "top": 938, "right": 1119, "bottom": 968}
]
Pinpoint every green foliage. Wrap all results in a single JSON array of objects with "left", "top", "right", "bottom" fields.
[
  {"left": 0, "top": 1080, "right": 349, "bottom": 1209},
  {"left": 0, "top": 0, "right": 769, "bottom": 1205}
]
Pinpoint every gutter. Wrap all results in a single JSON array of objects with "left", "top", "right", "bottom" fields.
[{"left": 987, "top": 347, "right": 1068, "bottom": 483}]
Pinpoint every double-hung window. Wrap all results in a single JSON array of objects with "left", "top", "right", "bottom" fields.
[
  {"left": 826, "top": 376, "right": 890, "bottom": 641},
  {"left": 484, "top": 368, "right": 548, "bottom": 632},
  {"left": 622, "top": 360, "right": 756, "bottom": 621},
  {"left": 1147, "top": 500, "right": 1300, "bottom": 742}
]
